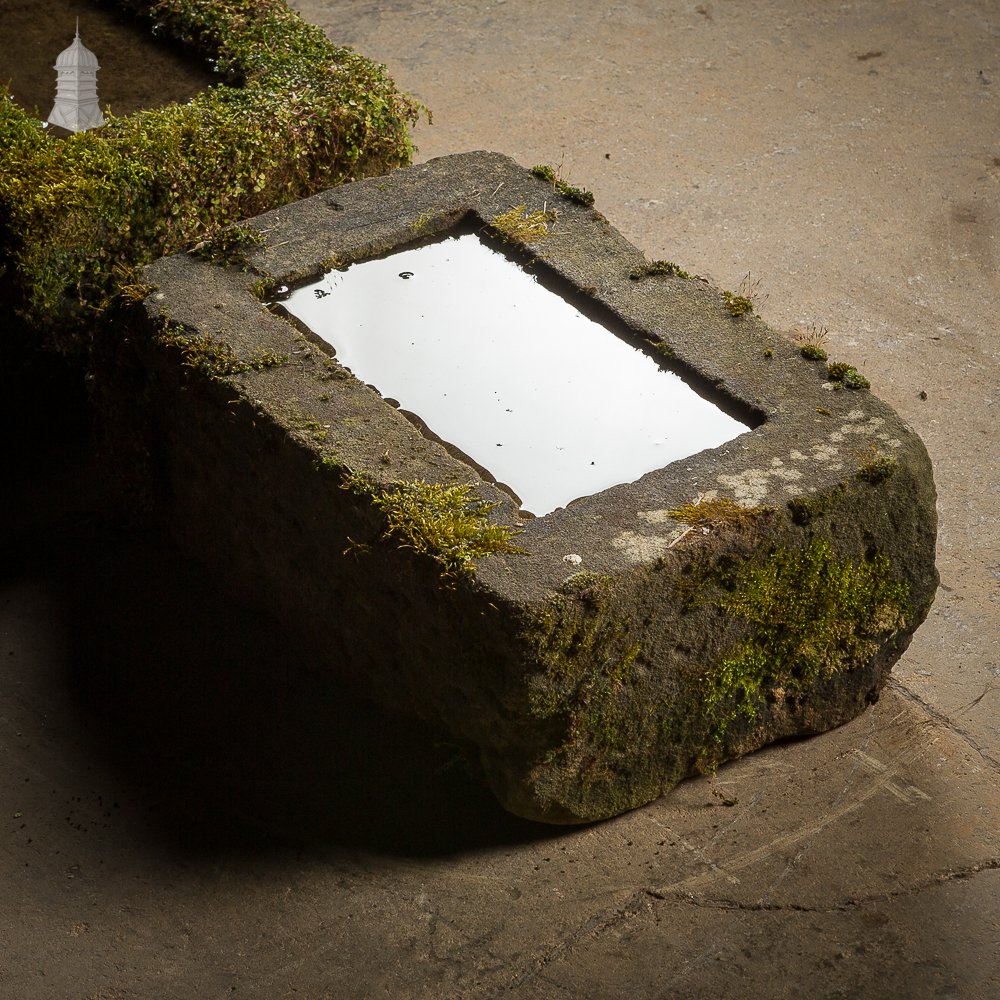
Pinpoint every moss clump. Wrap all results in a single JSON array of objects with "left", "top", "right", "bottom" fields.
[
  {"left": 669, "top": 497, "right": 770, "bottom": 530},
  {"left": 531, "top": 164, "right": 595, "bottom": 206},
  {"left": 857, "top": 452, "right": 898, "bottom": 484},
  {"left": 490, "top": 205, "right": 555, "bottom": 243},
  {"left": 696, "top": 538, "right": 908, "bottom": 756},
  {"left": 799, "top": 344, "right": 828, "bottom": 362},
  {"left": 0, "top": 0, "right": 422, "bottom": 358},
  {"left": 827, "top": 362, "right": 871, "bottom": 390},
  {"left": 792, "top": 323, "right": 829, "bottom": 361},
  {"left": 629, "top": 260, "right": 692, "bottom": 280},
  {"left": 158, "top": 328, "right": 288, "bottom": 377},
  {"left": 190, "top": 222, "right": 267, "bottom": 269},
  {"left": 346, "top": 477, "right": 523, "bottom": 578},
  {"left": 721, "top": 289, "right": 754, "bottom": 317}
]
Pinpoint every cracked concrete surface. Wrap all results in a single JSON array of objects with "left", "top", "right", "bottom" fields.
[{"left": 2, "top": 0, "right": 998, "bottom": 997}]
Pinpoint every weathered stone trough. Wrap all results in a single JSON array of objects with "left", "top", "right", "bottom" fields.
[{"left": 134, "top": 152, "right": 938, "bottom": 823}]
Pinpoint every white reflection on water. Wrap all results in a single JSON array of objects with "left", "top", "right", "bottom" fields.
[{"left": 283, "top": 233, "right": 750, "bottom": 516}]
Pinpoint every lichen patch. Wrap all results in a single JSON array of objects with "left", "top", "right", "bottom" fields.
[{"left": 612, "top": 530, "right": 678, "bottom": 562}]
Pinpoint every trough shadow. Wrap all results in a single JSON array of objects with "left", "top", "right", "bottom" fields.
[{"left": 2, "top": 393, "right": 564, "bottom": 859}]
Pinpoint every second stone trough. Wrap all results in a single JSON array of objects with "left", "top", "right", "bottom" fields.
[{"left": 135, "top": 152, "right": 938, "bottom": 823}]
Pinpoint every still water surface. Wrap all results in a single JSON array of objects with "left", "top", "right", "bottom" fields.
[{"left": 282, "top": 233, "right": 750, "bottom": 515}]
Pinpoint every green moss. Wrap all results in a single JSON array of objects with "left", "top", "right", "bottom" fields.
[
  {"left": 531, "top": 164, "right": 595, "bottom": 206},
  {"left": 344, "top": 476, "right": 523, "bottom": 578},
  {"left": 827, "top": 362, "right": 871, "bottom": 390},
  {"left": 0, "top": 0, "right": 422, "bottom": 357},
  {"left": 792, "top": 324, "right": 828, "bottom": 360},
  {"left": 695, "top": 538, "right": 908, "bottom": 757},
  {"left": 799, "top": 344, "right": 828, "bottom": 362},
  {"left": 629, "top": 260, "right": 692, "bottom": 280},
  {"left": 857, "top": 452, "right": 898, "bottom": 484},
  {"left": 490, "top": 205, "right": 555, "bottom": 244},
  {"left": 721, "top": 289, "right": 754, "bottom": 317},
  {"left": 190, "top": 222, "right": 266, "bottom": 269},
  {"left": 158, "top": 327, "right": 288, "bottom": 377}
]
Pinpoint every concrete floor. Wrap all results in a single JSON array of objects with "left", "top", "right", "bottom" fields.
[{"left": 3, "top": 1, "right": 999, "bottom": 997}]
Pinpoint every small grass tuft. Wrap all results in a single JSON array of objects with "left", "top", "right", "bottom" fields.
[
  {"left": 158, "top": 328, "right": 288, "bottom": 378},
  {"left": 721, "top": 290, "right": 754, "bottom": 317},
  {"left": 669, "top": 497, "right": 770, "bottom": 530},
  {"left": 792, "top": 323, "right": 829, "bottom": 361},
  {"left": 531, "top": 164, "right": 595, "bottom": 206}
]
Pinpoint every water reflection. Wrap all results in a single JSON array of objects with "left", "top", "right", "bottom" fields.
[{"left": 283, "top": 233, "right": 750, "bottom": 515}]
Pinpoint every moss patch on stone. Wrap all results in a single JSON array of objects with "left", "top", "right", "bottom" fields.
[
  {"left": 694, "top": 537, "right": 908, "bottom": 759},
  {"left": 346, "top": 477, "right": 523, "bottom": 579},
  {"left": 526, "top": 533, "right": 910, "bottom": 817},
  {"left": 530, "top": 164, "right": 595, "bottom": 206},
  {"left": 629, "top": 260, "right": 693, "bottom": 280},
  {"left": 157, "top": 327, "right": 289, "bottom": 377},
  {"left": 525, "top": 572, "right": 653, "bottom": 815},
  {"left": 856, "top": 449, "right": 898, "bottom": 483},
  {"left": 827, "top": 362, "right": 871, "bottom": 390},
  {"left": 490, "top": 205, "right": 555, "bottom": 244}
]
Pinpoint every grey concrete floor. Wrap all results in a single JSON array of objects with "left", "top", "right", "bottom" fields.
[{"left": 3, "top": 1, "right": 999, "bottom": 997}]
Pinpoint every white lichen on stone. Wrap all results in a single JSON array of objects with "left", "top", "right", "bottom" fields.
[
  {"left": 612, "top": 529, "right": 678, "bottom": 562},
  {"left": 713, "top": 410, "right": 901, "bottom": 507},
  {"left": 717, "top": 468, "right": 771, "bottom": 507}
]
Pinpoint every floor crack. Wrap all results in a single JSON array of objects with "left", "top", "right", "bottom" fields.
[
  {"left": 649, "top": 858, "right": 1000, "bottom": 914},
  {"left": 888, "top": 677, "right": 1000, "bottom": 773}
]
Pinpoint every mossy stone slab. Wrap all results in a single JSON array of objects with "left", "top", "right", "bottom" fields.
[{"left": 135, "top": 151, "right": 938, "bottom": 823}]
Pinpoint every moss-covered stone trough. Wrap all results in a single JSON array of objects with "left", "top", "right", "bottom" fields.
[
  {"left": 132, "top": 151, "right": 938, "bottom": 823},
  {"left": 0, "top": 0, "right": 420, "bottom": 359}
]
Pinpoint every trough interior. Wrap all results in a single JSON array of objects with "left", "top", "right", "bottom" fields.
[{"left": 279, "top": 224, "right": 756, "bottom": 515}]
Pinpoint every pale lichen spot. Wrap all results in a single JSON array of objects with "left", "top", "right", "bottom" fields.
[
  {"left": 811, "top": 443, "right": 840, "bottom": 462},
  {"left": 771, "top": 466, "right": 803, "bottom": 482},
  {"left": 717, "top": 469, "right": 770, "bottom": 507},
  {"left": 612, "top": 530, "right": 676, "bottom": 563}
]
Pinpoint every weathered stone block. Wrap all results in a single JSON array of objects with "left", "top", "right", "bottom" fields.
[{"left": 135, "top": 152, "right": 937, "bottom": 823}]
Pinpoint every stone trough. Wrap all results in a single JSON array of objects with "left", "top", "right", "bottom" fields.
[{"left": 134, "top": 152, "right": 938, "bottom": 823}]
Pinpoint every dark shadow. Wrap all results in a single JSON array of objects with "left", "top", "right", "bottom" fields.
[{"left": 1, "top": 382, "right": 565, "bottom": 858}]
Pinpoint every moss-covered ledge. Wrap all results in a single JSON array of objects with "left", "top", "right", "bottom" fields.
[{"left": 0, "top": 0, "right": 422, "bottom": 358}]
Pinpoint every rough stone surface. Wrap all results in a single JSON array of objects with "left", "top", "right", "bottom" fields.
[{"left": 135, "top": 151, "right": 937, "bottom": 823}]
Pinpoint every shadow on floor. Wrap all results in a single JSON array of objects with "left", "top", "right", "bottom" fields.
[{"left": 2, "top": 365, "right": 564, "bottom": 860}]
